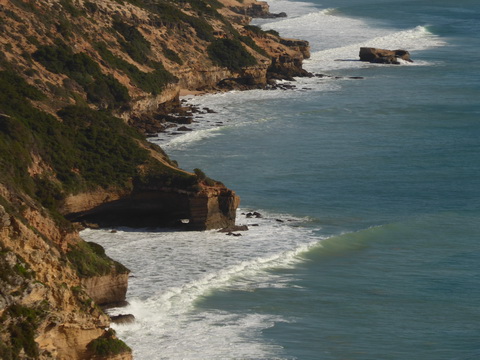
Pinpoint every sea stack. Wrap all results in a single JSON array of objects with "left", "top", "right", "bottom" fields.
[{"left": 359, "top": 47, "right": 413, "bottom": 64}]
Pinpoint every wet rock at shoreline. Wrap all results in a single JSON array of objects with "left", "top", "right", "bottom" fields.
[
  {"left": 110, "top": 314, "right": 135, "bottom": 324},
  {"left": 219, "top": 225, "right": 249, "bottom": 232},
  {"left": 245, "top": 211, "right": 263, "bottom": 218},
  {"left": 359, "top": 47, "right": 413, "bottom": 64}
]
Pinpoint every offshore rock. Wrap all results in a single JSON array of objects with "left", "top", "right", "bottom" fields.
[{"left": 359, "top": 47, "right": 413, "bottom": 64}]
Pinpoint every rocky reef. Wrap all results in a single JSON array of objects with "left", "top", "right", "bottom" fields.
[{"left": 0, "top": 0, "right": 310, "bottom": 358}]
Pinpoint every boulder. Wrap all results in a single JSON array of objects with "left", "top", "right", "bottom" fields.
[
  {"left": 110, "top": 314, "right": 135, "bottom": 324},
  {"left": 359, "top": 47, "right": 413, "bottom": 64},
  {"left": 218, "top": 225, "right": 249, "bottom": 232}
]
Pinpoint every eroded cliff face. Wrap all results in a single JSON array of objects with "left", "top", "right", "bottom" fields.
[
  {"left": 81, "top": 273, "right": 129, "bottom": 307},
  {"left": 0, "top": 0, "right": 309, "bottom": 358},
  {"left": 0, "top": 0, "right": 309, "bottom": 116},
  {"left": 0, "top": 197, "right": 130, "bottom": 360},
  {"left": 62, "top": 176, "right": 240, "bottom": 231}
]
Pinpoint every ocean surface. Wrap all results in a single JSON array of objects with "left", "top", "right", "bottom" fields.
[{"left": 82, "top": 0, "right": 480, "bottom": 358}]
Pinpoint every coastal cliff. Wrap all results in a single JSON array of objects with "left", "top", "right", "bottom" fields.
[{"left": 0, "top": 0, "right": 309, "bottom": 358}]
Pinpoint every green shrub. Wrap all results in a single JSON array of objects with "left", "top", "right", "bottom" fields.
[
  {"left": 207, "top": 38, "right": 257, "bottom": 71},
  {"left": 84, "top": 1, "right": 98, "bottom": 13},
  {"left": 0, "top": 71, "right": 48, "bottom": 193},
  {"left": 194, "top": 168, "right": 216, "bottom": 186},
  {"left": 87, "top": 330, "right": 131, "bottom": 356},
  {"left": 8, "top": 0, "right": 37, "bottom": 12},
  {"left": 193, "top": 168, "right": 206, "bottom": 180},
  {"left": 113, "top": 20, "right": 152, "bottom": 64},
  {"left": 161, "top": 44, "right": 183, "bottom": 65},
  {"left": 0, "top": 71, "right": 149, "bottom": 206},
  {"left": 67, "top": 240, "right": 129, "bottom": 278},
  {"left": 146, "top": 1, "right": 215, "bottom": 41},
  {"left": 244, "top": 25, "right": 263, "bottom": 35},
  {"left": 33, "top": 176, "right": 63, "bottom": 211},
  {"left": 0, "top": 304, "right": 48, "bottom": 358},
  {"left": 265, "top": 29, "right": 280, "bottom": 37},
  {"left": 136, "top": 158, "right": 198, "bottom": 190},
  {"left": 59, "top": 0, "right": 83, "bottom": 17},
  {"left": 95, "top": 42, "right": 177, "bottom": 94},
  {"left": 32, "top": 42, "right": 130, "bottom": 109},
  {"left": 57, "top": 106, "right": 149, "bottom": 188},
  {"left": 239, "top": 35, "right": 268, "bottom": 57}
]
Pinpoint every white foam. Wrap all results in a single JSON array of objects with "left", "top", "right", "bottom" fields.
[
  {"left": 306, "top": 25, "right": 446, "bottom": 71},
  {"left": 88, "top": 2, "right": 450, "bottom": 358},
  {"left": 82, "top": 211, "right": 322, "bottom": 359},
  {"left": 155, "top": 82, "right": 341, "bottom": 149},
  {"left": 254, "top": 0, "right": 318, "bottom": 20},
  {"left": 257, "top": 5, "right": 445, "bottom": 72},
  {"left": 153, "top": 5, "right": 447, "bottom": 150}
]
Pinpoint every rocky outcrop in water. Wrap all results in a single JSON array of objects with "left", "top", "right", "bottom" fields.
[{"left": 359, "top": 47, "right": 413, "bottom": 64}]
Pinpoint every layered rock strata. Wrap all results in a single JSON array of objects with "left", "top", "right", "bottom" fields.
[{"left": 63, "top": 183, "right": 240, "bottom": 231}]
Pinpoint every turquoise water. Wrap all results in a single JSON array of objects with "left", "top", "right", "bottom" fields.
[{"left": 88, "top": 0, "right": 480, "bottom": 358}]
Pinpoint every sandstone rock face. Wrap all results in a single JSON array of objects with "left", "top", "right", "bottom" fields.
[
  {"left": 280, "top": 38, "right": 311, "bottom": 59},
  {"left": 65, "top": 185, "right": 240, "bottom": 231},
  {"left": 0, "top": 0, "right": 309, "bottom": 357},
  {"left": 225, "top": 0, "right": 286, "bottom": 18},
  {"left": 359, "top": 47, "right": 413, "bottom": 64},
  {"left": 176, "top": 63, "right": 270, "bottom": 92},
  {"left": 188, "top": 187, "right": 241, "bottom": 230},
  {"left": 0, "top": 191, "right": 119, "bottom": 359},
  {"left": 81, "top": 272, "right": 129, "bottom": 307}
]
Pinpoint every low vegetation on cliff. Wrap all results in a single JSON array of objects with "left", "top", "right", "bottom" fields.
[{"left": 0, "top": 0, "right": 310, "bottom": 358}]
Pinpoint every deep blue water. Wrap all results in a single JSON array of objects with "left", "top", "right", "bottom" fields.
[
  {"left": 166, "top": 0, "right": 480, "bottom": 358},
  {"left": 91, "top": 0, "right": 480, "bottom": 358}
]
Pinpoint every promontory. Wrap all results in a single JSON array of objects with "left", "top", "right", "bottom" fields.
[{"left": 0, "top": 0, "right": 310, "bottom": 359}]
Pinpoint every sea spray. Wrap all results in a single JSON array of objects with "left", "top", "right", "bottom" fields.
[{"left": 82, "top": 211, "right": 322, "bottom": 359}]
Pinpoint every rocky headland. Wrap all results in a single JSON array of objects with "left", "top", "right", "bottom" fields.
[{"left": 0, "top": 0, "right": 310, "bottom": 358}]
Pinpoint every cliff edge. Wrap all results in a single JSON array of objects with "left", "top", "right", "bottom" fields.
[{"left": 0, "top": 0, "right": 309, "bottom": 358}]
